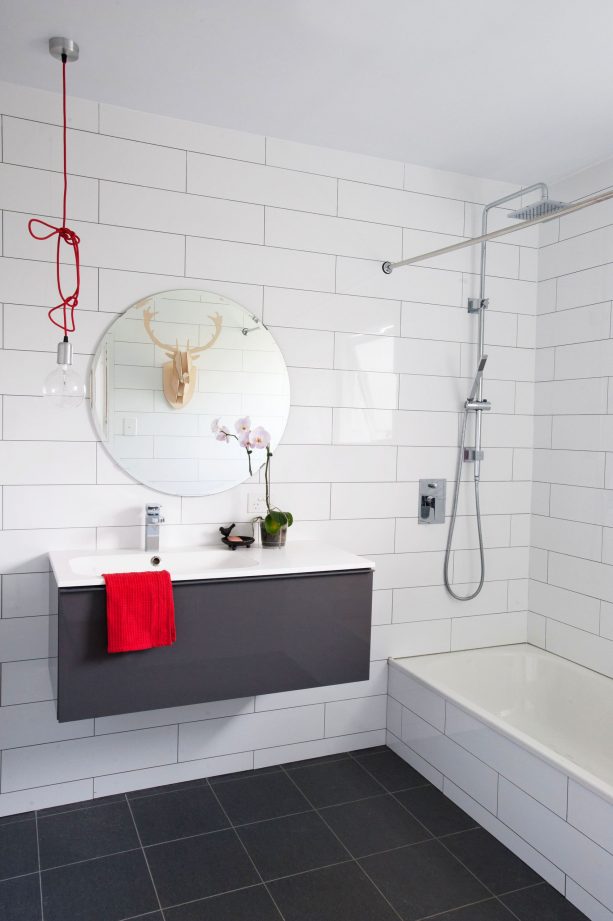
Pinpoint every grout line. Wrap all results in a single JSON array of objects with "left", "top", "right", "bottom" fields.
[
  {"left": 119, "top": 882, "right": 265, "bottom": 920},
  {"left": 34, "top": 810, "right": 44, "bottom": 921},
  {"left": 38, "top": 845, "right": 143, "bottom": 875},
  {"left": 125, "top": 794, "right": 167, "bottom": 921}
]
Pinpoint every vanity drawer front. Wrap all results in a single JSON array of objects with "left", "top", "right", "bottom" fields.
[{"left": 57, "top": 569, "right": 372, "bottom": 721}]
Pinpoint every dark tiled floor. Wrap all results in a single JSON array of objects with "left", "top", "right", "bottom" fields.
[
  {"left": 443, "top": 827, "right": 541, "bottom": 895},
  {"left": 395, "top": 784, "right": 479, "bottom": 837},
  {"left": 38, "top": 801, "right": 139, "bottom": 869},
  {"left": 129, "top": 786, "right": 229, "bottom": 846},
  {"left": 0, "top": 746, "right": 589, "bottom": 921},
  {"left": 501, "top": 881, "right": 590, "bottom": 920},
  {"left": 0, "top": 818, "right": 38, "bottom": 881},
  {"left": 213, "top": 772, "right": 310, "bottom": 825}
]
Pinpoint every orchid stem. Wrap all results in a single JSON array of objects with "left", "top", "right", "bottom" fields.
[{"left": 265, "top": 447, "right": 271, "bottom": 512}]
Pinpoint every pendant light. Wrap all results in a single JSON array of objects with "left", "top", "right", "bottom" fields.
[{"left": 29, "top": 37, "right": 85, "bottom": 409}]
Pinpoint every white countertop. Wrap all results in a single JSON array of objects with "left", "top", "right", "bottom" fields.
[{"left": 49, "top": 541, "right": 375, "bottom": 589}]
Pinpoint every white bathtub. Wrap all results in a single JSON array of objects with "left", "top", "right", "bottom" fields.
[{"left": 387, "top": 643, "right": 613, "bottom": 921}]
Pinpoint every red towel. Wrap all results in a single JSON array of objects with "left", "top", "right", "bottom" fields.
[{"left": 103, "top": 570, "right": 176, "bottom": 653}]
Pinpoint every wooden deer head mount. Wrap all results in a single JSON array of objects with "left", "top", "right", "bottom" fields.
[{"left": 138, "top": 298, "right": 223, "bottom": 409}]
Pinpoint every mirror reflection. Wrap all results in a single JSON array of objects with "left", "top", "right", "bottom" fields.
[{"left": 90, "top": 289, "right": 290, "bottom": 496}]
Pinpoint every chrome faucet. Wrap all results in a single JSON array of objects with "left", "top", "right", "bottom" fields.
[{"left": 145, "top": 504, "right": 164, "bottom": 552}]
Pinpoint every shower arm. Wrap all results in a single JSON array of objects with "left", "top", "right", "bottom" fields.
[
  {"left": 478, "top": 182, "right": 548, "bottom": 300},
  {"left": 381, "top": 185, "right": 613, "bottom": 274}
]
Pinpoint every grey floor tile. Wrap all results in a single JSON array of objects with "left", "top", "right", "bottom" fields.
[
  {"left": 502, "top": 882, "right": 590, "bottom": 920},
  {"left": 238, "top": 810, "right": 348, "bottom": 880},
  {"left": 269, "top": 861, "right": 399, "bottom": 921},
  {"left": 361, "top": 838, "right": 489, "bottom": 920},
  {"left": 321, "top": 793, "right": 430, "bottom": 857},
  {"left": 130, "top": 784, "right": 229, "bottom": 845},
  {"left": 396, "top": 785, "right": 478, "bottom": 837},
  {"left": 444, "top": 828, "right": 541, "bottom": 895},
  {"left": 0, "top": 819, "right": 38, "bottom": 881},
  {"left": 41, "top": 849, "right": 158, "bottom": 921},
  {"left": 164, "top": 885, "right": 281, "bottom": 920},
  {"left": 145, "top": 829, "right": 258, "bottom": 908},
  {"left": 38, "top": 801, "right": 139, "bottom": 870}
]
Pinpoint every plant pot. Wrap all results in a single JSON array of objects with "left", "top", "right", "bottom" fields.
[{"left": 260, "top": 521, "right": 287, "bottom": 548}]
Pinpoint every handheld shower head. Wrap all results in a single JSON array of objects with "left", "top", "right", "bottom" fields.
[
  {"left": 468, "top": 354, "right": 488, "bottom": 402},
  {"left": 508, "top": 198, "right": 568, "bottom": 220}
]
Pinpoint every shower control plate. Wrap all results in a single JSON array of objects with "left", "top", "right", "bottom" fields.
[{"left": 418, "top": 479, "right": 446, "bottom": 524}]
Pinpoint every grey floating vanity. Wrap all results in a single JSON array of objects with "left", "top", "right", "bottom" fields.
[{"left": 49, "top": 542, "right": 374, "bottom": 723}]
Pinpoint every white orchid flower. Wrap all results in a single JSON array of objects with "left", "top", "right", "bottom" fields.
[
  {"left": 235, "top": 416, "right": 251, "bottom": 434},
  {"left": 250, "top": 426, "right": 271, "bottom": 449}
]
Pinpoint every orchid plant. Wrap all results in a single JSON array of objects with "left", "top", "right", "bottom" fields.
[{"left": 211, "top": 416, "right": 293, "bottom": 538}]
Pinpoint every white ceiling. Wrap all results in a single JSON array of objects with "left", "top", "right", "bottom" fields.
[{"left": 2, "top": 0, "right": 613, "bottom": 183}]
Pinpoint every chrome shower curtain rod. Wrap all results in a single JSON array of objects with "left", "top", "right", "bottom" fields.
[{"left": 381, "top": 186, "right": 613, "bottom": 273}]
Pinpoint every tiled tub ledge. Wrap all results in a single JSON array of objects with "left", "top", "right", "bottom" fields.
[{"left": 386, "top": 643, "right": 613, "bottom": 921}]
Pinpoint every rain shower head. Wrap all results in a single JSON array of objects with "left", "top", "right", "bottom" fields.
[{"left": 508, "top": 198, "right": 568, "bottom": 220}]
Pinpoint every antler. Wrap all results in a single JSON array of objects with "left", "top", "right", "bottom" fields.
[
  {"left": 189, "top": 313, "right": 223, "bottom": 358},
  {"left": 142, "top": 307, "right": 177, "bottom": 359}
]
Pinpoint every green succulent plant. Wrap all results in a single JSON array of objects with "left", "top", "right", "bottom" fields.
[{"left": 262, "top": 508, "right": 294, "bottom": 535}]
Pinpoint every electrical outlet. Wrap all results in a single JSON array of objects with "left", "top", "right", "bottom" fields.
[
  {"left": 247, "top": 492, "right": 267, "bottom": 516},
  {"left": 123, "top": 417, "right": 138, "bottom": 436}
]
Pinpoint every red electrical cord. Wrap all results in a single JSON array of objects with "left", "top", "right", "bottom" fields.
[{"left": 27, "top": 55, "right": 80, "bottom": 337}]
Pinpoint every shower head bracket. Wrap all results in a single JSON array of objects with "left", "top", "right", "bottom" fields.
[{"left": 467, "top": 297, "right": 488, "bottom": 314}]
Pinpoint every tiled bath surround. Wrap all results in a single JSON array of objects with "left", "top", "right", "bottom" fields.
[
  {"left": 529, "top": 158, "right": 613, "bottom": 678},
  {"left": 0, "top": 79, "right": 536, "bottom": 815},
  {"left": 387, "top": 661, "right": 613, "bottom": 921}
]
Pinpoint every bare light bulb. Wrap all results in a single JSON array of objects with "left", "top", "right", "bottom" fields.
[{"left": 43, "top": 338, "right": 86, "bottom": 409}]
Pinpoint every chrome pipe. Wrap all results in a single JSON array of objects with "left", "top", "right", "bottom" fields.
[
  {"left": 478, "top": 183, "right": 548, "bottom": 362},
  {"left": 380, "top": 186, "right": 613, "bottom": 274}
]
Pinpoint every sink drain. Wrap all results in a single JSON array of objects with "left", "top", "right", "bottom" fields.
[{"left": 150, "top": 555, "right": 161, "bottom": 566}]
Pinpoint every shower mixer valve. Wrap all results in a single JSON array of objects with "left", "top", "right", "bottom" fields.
[{"left": 418, "top": 479, "right": 446, "bottom": 524}]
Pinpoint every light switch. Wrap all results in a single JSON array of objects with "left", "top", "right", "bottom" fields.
[{"left": 123, "top": 417, "right": 138, "bottom": 436}]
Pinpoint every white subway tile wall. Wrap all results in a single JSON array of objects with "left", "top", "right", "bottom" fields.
[
  {"left": 0, "top": 80, "right": 534, "bottom": 813},
  {"left": 530, "top": 157, "right": 613, "bottom": 678}
]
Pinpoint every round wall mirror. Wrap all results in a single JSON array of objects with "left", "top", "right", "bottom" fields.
[{"left": 90, "top": 289, "right": 290, "bottom": 496}]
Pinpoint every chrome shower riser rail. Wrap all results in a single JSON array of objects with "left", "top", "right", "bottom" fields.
[{"left": 381, "top": 186, "right": 613, "bottom": 274}]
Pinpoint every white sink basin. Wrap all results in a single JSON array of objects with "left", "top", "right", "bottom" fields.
[
  {"left": 49, "top": 542, "right": 375, "bottom": 588},
  {"left": 70, "top": 548, "right": 258, "bottom": 578}
]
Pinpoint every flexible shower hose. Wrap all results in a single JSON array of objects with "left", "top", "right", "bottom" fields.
[{"left": 443, "top": 407, "right": 486, "bottom": 601}]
